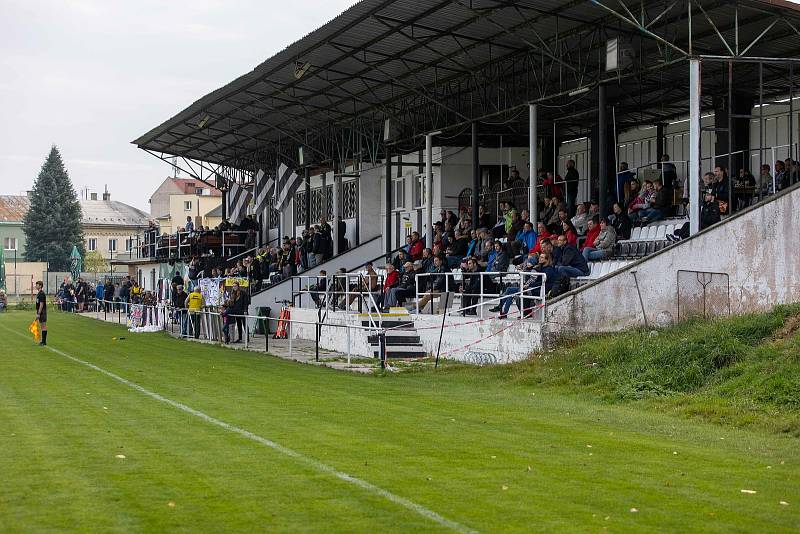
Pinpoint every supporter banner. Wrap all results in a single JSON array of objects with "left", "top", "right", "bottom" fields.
[
  {"left": 227, "top": 182, "right": 252, "bottom": 225},
  {"left": 253, "top": 169, "right": 275, "bottom": 217},
  {"left": 223, "top": 277, "right": 249, "bottom": 288},
  {"left": 275, "top": 163, "right": 300, "bottom": 211},
  {"left": 199, "top": 277, "right": 223, "bottom": 307}
]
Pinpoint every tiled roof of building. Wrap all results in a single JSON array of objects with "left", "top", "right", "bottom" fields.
[
  {"left": 80, "top": 199, "right": 149, "bottom": 227},
  {"left": 0, "top": 195, "right": 148, "bottom": 227},
  {"left": 170, "top": 178, "right": 222, "bottom": 196},
  {"left": 0, "top": 195, "right": 30, "bottom": 223}
]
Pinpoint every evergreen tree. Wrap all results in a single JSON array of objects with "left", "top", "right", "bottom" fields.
[{"left": 23, "top": 146, "right": 85, "bottom": 271}]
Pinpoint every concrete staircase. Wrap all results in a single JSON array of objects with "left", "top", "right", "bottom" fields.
[{"left": 360, "top": 308, "right": 427, "bottom": 359}]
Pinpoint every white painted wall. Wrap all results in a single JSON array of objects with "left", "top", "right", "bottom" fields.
[
  {"left": 289, "top": 306, "right": 544, "bottom": 363},
  {"left": 544, "top": 184, "right": 800, "bottom": 335}
]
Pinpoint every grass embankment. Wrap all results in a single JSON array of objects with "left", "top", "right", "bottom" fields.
[{"left": 440, "top": 304, "right": 800, "bottom": 435}]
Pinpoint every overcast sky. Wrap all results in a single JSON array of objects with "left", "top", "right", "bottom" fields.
[{"left": 0, "top": 0, "right": 354, "bottom": 212}]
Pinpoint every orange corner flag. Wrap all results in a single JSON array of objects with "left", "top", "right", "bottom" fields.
[{"left": 29, "top": 320, "right": 41, "bottom": 342}]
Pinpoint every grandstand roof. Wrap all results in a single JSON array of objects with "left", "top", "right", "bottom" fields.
[{"left": 134, "top": 0, "right": 800, "bottom": 176}]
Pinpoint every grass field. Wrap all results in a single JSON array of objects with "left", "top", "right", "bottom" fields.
[{"left": 1, "top": 310, "right": 798, "bottom": 533}]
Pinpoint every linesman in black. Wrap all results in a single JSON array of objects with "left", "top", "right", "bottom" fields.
[{"left": 35, "top": 280, "right": 47, "bottom": 346}]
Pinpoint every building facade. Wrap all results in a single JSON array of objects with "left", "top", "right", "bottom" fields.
[{"left": 149, "top": 177, "right": 222, "bottom": 233}]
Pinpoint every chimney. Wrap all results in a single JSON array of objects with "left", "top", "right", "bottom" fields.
[
  {"left": 102, "top": 184, "right": 110, "bottom": 201},
  {"left": 90, "top": 192, "right": 98, "bottom": 201}
]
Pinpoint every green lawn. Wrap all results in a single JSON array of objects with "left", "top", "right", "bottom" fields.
[{"left": 0, "top": 310, "right": 798, "bottom": 533}]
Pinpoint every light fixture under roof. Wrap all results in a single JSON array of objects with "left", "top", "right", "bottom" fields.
[
  {"left": 294, "top": 61, "right": 311, "bottom": 79},
  {"left": 197, "top": 114, "right": 210, "bottom": 129},
  {"left": 568, "top": 87, "right": 590, "bottom": 97}
]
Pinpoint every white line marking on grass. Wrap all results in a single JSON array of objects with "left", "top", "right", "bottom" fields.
[{"left": 1, "top": 325, "right": 476, "bottom": 534}]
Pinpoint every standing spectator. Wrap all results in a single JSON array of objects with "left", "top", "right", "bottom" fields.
[
  {"left": 186, "top": 286, "right": 204, "bottom": 339},
  {"left": 408, "top": 232, "right": 424, "bottom": 260},
  {"left": 336, "top": 215, "right": 348, "bottom": 252},
  {"left": 185, "top": 216, "right": 194, "bottom": 234},
  {"left": 95, "top": 279, "right": 104, "bottom": 311},
  {"left": 311, "top": 225, "right": 326, "bottom": 267},
  {"left": 103, "top": 280, "right": 115, "bottom": 312},
  {"left": 172, "top": 285, "right": 188, "bottom": 336},
  {"left": 564, "top": 159, "right": 580, "bottom": 216}
]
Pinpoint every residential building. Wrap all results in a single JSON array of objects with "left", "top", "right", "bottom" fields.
[
  {"left": 149, "top": 177, "right": 222, "bottom": 233},
  {"left": 0, "top": 195, "right": 30, "bottom": 259},
  {"left": 0, "top": 191, "right": 148, "bottom": 262}
]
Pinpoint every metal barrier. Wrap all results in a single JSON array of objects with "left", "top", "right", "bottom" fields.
[{"left": 414, "top": 270, "right": 546, "bottom": 320}]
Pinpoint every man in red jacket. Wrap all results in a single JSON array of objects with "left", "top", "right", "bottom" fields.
[
  {"left": 580, "top": 215, "right": 601, "bottom": 251},
  {"left": 376, "top": 263, "right": 400, "bottom": 310},
  {"left": 408, "top": 231, "right": 424, "bottom": 260}
]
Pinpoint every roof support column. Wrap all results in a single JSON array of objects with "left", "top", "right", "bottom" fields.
[
  {"left": 385, "top": 149, "right": 393, "bottom": 259},
  {"left": 689, "top": 58, "right": 702, "bottom": 236},
  {"left": 529, "top": 104, "right": 538, "bottom": 224},
  {"left": 598, "top": 85, "right": 609, "bottom": 218},
  {"left": 425, "top": 132, "right": 434, "bottom": 249},
  {"left": 304, "top": 168, "right": 311, "bottom": 232},
  {"left": 471, "top": 122, "right": 480, "bottom": 227},
  {"left": 333, "top": 169, "right": 341, "bottom": 257}
]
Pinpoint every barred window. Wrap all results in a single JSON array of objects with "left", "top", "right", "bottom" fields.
[
  {"left": 311, "top": 188, "right": 324, "bottom": 223},
  {"left": 295, "top": 191, "right": 307, "bottom": 227},
  {"left": 325, "top": 185, "right": 333, "bottom": 220},
  {"left": 269, "top": 207, "right": 280, "bottom": 228},
  {"left": 342, "top": 180, "right": 358, "bottom": 219}
]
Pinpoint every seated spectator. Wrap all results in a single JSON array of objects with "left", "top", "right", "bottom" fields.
[
  {"left": 492, "top": 252, "right": 561, "bottom": 318},
  {"left": 477, "top": 205, "right": 493, "bottom": 230},
  {"left": 560, "top": 220, "right": 579, "bottom": 246},
  {"left": 487, "top": 241, "right": 510, "bottom": 274},
  {"left": 374, "top": 263, "right": 399, "bottom": 310},
  {"left": 446, "top": 229, "right": 470, "bottom": 269},
  {"left": 416, "top": 255, "right": 452, "bottom": 313},
  {"left": 555, "top": 234, "right": 590, "bottom": 278},
  {"left": 530, "top": 222, "right": 552, "bottom": 255},
  {"left": 408, "top": 232, "right": 424, "bottom": 260},
  {"left": 571, "top": 202, "right": 590, "bottom": 235},
  {"left": 609, "top": 202, "right": 632, "bottom": 240},
  {"left": 580, "top": 215, "right": 601, "bottom": 252},
  {"left": 392, "top": 249, "right": 408, "bottom": 272},
  {"left": 309, "top": 270, "right": 328, "bottom": 307},
  {"left": 582, "top": 216, "right": 617, "bottom": 261},
  {"left": 631, "top": 179, "right": 669, "bottom": 224},
  {"left": 384, "top": 261, "right": 416, "bottom": 309},
  {"left": 701, "top": 189, "right": 721, "bottom": 229},
  {"left": 458, "top": 257, "right": 483, "bottom": 316},
  {"left": 513, "top": 222, "right": 537, "bottom": 255}
]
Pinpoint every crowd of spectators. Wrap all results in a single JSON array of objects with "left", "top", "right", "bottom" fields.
[{"left": 55, "top": 275, "right": 150, "bottom": 313}]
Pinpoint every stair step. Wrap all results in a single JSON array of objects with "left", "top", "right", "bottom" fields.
[
  {"left": 361, "top": 320, "right": 414, "bottom": 328},
  {"left": 373, "top": 350, "right": 428, "bottom": 359},
  {"left": 368, "top": 335, "right": 421, "bottom": 345}
]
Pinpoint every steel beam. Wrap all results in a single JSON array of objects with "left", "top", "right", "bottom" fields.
[
  {"left": 471, "top": 122, "right": 480, "bottom": 226},
  {"left": 425, "top": 132, "right": 434, "bottom": 249}
]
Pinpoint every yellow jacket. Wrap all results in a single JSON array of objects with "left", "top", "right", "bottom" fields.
[{"left": 186, "top": 292, "right": 204, "bottom": 311}]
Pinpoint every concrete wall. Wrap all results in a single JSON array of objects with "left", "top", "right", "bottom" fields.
[
  {"left": 288, "top": 306, "right": 543, "bottom": 364},
  {"left": 4, "top": 261, "right": 46, "bottom": 297},
  {"left": 545, "top": 183, "right": 800, "bottom": 336}
]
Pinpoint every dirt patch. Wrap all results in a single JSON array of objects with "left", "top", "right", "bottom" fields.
[{"left": 774, "top": 313, "right": 800, "bottom": 341}]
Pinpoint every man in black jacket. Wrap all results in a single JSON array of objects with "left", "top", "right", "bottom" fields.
[
  {"left": 384, "top": 261, "right": 416, "bottom": 308},
  {"left": 416, "top": 256, "right": 452, "bottom": 313},
  {"left": 564, "top": 159, "right": 580, "bottom": 216},
  {"left": 459, "top": 258, "right": 483, "bottom": 315},
  {"left": 701, "top": 190, "right": 721, "bottom": 229},
  {"left": 554, "top": 234, "right": 590, "bottom": 278}
]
